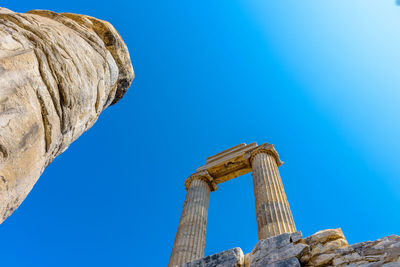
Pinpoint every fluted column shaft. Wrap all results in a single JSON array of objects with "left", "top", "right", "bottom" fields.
[
  {"left": 168, "top": 175, "right": 215, "bottom": 267},
  {"left": 251, "top": 151, "right": 296, "bottom": 240}
]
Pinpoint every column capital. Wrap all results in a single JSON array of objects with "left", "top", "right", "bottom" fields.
[
  {"left": 245, "top": 143, "right": 283, "bottom": 167},
  {"left": 185, "top": 170, "right": 218, "bottom": 192}
]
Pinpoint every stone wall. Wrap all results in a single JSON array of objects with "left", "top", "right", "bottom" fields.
[{"left": 184, "top": 229, "right": 400, "bottom": 267}]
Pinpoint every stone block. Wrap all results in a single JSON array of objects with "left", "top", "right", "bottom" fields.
[
  {"left": 183, "top": 247, "right": 244, "bottom": 267},
  {"left": 307, "top": 253, "right": 337, "bottom": 266},
  {"left": 251, "top": 233, "right": 291, "bottom": 258},
  {"left": 251, "top": 231, "right": 303, "bottom": 259},
  {"left": 310, "top": 238, "right": 349, "bottom": 257},
  {"left": 304, "top": 228, "right": 346, "bottom": 246},
  {"left": 254, "top": 243, "right": 295, "bottom": 266},
  {"left": 293, "top": 243, "right": 309, "bottom": 259},
  {"left": 298, "top": 231, "right": 400, "bottom": 266},
  {"left": 253, "top": 257, "right": 300, "bottom": 267},
  {"left": 181, "top": 231, "right": 400, "bottom": 267},
  {"left": 290, "top": 231, "right": 303, "bottom": 244},
  {"left": 332, "top": 252, "right": 363, "bottom": 266},
  {"left": 250, "top": 232, "right": 307, "bottom": 267}
]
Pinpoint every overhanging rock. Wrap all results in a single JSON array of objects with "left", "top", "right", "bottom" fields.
[{"left": 0, "top": 7, "right": 134, "bottom": 223}]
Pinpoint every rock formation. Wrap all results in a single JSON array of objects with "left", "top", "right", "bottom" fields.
[
  {"left": 183, "top": 229, "right": 400, "bottom": 267},
  {"left": 0, "top": 7, "right": 134, "bottom": 223}
]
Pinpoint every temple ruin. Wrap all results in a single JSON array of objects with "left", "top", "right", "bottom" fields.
[{"left": 168, "top": 142, "right": 296, "bottom": 267}]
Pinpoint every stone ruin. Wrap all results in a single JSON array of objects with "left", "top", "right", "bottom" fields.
[
  {"left": 0, "top": 6, "right": 398, "bottom": 267},
  {"left": 169, "top": 143, "right": 400, "bottom": 267}
]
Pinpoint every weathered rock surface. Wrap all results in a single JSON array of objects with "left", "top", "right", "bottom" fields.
[
  {"left": 332, "top": 235, "right": 400, "bottom": 266},
  {"left": 0, "top": 7, "right": 134, "bottom": 223},
  {"left": 248, "top": 231, "right": 304, "bottom": 267},
  {"left": 184, "top": 229, "right": 400, "bottom": 267},
  {"left": 183, "top": 248, "right": 244, "bottom": 267},
  {"left": 301, "top": 228, "right": 349, "bottom": 266}
]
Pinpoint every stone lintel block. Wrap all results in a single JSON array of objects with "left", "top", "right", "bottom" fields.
[
  {"left": 182, "top": 247, "right": 244, "bottom": 267},
  {"left": 194, "top": 142, "right": 283, "bottom": 184},
  {"left": 196, "top": 143, "right": 258, "bottom": 184}
]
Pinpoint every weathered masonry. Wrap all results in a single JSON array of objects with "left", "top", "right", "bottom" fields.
[{"left": 168, "top": 142, "right": 297, "bottom": 267}]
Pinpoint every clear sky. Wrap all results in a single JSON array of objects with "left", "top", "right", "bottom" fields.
[{"left": 1, "top": 1, "right": 400, "bottom": 266}]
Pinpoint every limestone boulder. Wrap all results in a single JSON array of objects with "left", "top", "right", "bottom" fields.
[
  {"left": 249, "top": 232, "right": 305, "bottom": 267},
  {"left": 301, "top": 228, "right": 349, "bottom": 266},
  {"left": 303, "top": 228, "right": 347, "bottom": 247},
  {"left": 0, "top": 7, "right": 134, "bottom": 223}
]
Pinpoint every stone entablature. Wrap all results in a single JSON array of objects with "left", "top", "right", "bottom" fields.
[
  {"left": 196, "top": 143, "right": 257, "bottom": 184},
  {"left": 169, "top": 142, "right": 297, "bottom": 267},
  {"left": 195, "top": 143, "right": 282, "bottom": 184}
]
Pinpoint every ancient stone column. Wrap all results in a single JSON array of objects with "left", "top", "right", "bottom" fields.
[
  {"left": 247, "top": 143, "right": 296, "bottom": 240},
  {"left": 168, "top": 171, "right": 217, "bottom": 267}
]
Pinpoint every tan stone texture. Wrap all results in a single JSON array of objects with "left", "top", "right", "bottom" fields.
[
  {"left": 249, "top": 146, "right": 296, "bottom": 239},
  {"left": 169, "top": 171, "right": 215, "bottom": 267},
  {"left": 184, "top": 229, "right": 400, "bottom": 267},
  {"left": 196, "top": 143, "right": 257, "bottom": 183},
  {"left": 0, "top": 7, "right": 134, "bottom": 223},
  {"left": 170, "top": 142, "right": 297, "bottom": 266}
]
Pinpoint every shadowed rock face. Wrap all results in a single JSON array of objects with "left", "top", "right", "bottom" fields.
[{"left": 0, "top": 7, "right": 134, "bottom": 223}]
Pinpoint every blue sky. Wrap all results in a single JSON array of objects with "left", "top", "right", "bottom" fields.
[{"left": 1, "top": 1, "right": 400, "bottom": 266}]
